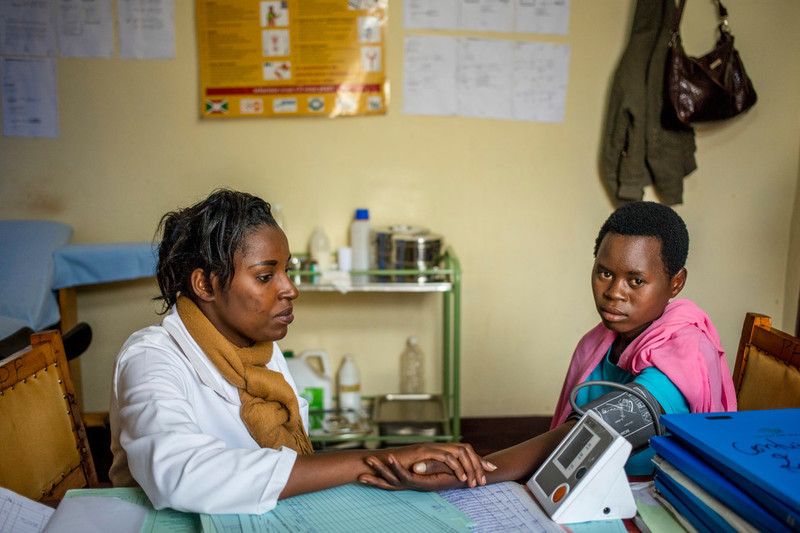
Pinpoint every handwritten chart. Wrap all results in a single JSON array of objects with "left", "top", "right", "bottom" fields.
[
  {"left": 439, "top": 482, "right": 564, "bottom": 533},
  {"left": 403, "top": 35, "right": 570, "bottom": 122},
  {"left": 208, "top": 483, "right": 473, "bottom": 532},
  {"left": 0, "top": 487, "right": 53, "bottom": 533}
]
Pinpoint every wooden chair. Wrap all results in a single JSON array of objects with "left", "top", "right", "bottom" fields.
[
  {"left": 0, "top": 330, "right": 98, "bottom": 500},
  {"left": 733, "top": 313, "right": 800, "bottom": 410}
]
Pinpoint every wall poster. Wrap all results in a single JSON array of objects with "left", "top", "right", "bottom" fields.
[{"left": 196, "top": 0, "right": 388, "bottom": 119}]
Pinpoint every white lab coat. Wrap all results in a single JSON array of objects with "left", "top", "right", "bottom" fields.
[{"left": 109, "top": 306, "right": 309, "bottom": 514}]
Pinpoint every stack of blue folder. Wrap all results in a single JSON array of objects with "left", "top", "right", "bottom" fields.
[{"left": 650, "top": 409, "right": 800, "bottom": 533}]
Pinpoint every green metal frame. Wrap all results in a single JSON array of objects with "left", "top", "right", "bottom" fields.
[{"left": 292, "top": 247, "right": 462, "bottom": 447}]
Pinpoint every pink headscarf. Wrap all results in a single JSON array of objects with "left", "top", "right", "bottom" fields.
[{"left": 551, "top": 299, "right": 737, "bottom": 429}]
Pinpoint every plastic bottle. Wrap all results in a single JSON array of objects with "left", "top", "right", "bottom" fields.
[
  {"left": 337, "top": 354, "right": 361, "bottom": 420},
  {"left": 400, "top": 336, "right": 425, "bottom": 394},
  {"left": 350, "top": 208, "right": 373, "bottom": 284},
  {"left": 309, "top": 226, "right": 331, "bottom": 273},
  {"left": 272, "top": 204, "right": 286, "bottom": 231},
  {"left": 337, "top": 246, "right": 352, "bottom": 272},
  {"left": 284, "top": 350, "right": 333, "bottom": 430}
]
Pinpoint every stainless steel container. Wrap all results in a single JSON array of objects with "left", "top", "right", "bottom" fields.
[
  {"left": 374, "top": 225, "right": 445, "bottom": 282},
  {"left": 373, "top": 394, "right": 446, "bottom": 440}
]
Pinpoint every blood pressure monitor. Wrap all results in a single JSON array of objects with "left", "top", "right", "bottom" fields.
[{"left": 526, "top": 410, "right": 636, "bottom": 523}]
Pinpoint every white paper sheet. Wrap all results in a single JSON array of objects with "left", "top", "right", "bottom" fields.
[
  {"left": 61, "top": 487, "right": 200, "bottom": 532},
  {"left": 2, "top": 57, "right": 59, "bottom": 138},
  {"left": 56, "top": 0, "right": 114, "bottom": 58},
  {"left": 402, "top": 35, "right": 570, "bottom": 122},
  {"left": 512, "top": 41, "right": 570, "bottom": 122},
  {"left": 438, "top": 481, "right": 564, "bottom": 533},
  {"left": 402, "top": 34, "right": 458, "bottom": 117},
  {"left": 42, "top": 497, "right": 147, "bottom": 533},
  {"left": 0, "top": 0, "right": 58, "bottom": 56},
  {"left": 403, "top": 0, "right": 458, "bottom": 30},
  {"left": 459, "top": 0, "right": 514, "bottom": 33},
  {"left": 402, "top": 0, "right": 570, "bottom": 34},
  {"left": 117, "top": 0, "right": 175, "bottom": 59},
  {"left": 515, "top": 0, "right": 571, "bottom": 35},
  {"left": 457, "top": 38, "right": 514, "bottom": 120},
  {"left": 0, "top": 487, "right": 55, "bottom": 533}
]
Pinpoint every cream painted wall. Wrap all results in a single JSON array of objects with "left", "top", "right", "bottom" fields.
[{"left": 1, "top": 1, "right": 799, "bottom": 417}]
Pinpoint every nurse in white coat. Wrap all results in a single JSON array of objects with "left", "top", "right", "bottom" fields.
[{"left": 109, "top": 189, "right": 494, "bottom": 515}]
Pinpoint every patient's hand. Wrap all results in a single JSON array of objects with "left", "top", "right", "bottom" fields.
[
  {"left": 358, "top": 444, "right": 496, "bottom": 492},
  {"left": 360, "top": 455, "right": 464, "bottom": 491}
]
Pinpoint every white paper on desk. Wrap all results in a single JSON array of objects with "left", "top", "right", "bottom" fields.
[
  {"left": 0, "top": 487, "right": 55, "bottom": 533},
  {"left": 438, "top": 481, "right": 564, "bottom": 533},
  {"left": 563, "top": 519, "right": 628, "bottom": 532},
  {"left": 42, "top": 497, "right": 146, "bottom": 533}
]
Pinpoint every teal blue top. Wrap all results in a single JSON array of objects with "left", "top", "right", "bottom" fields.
[{"left": 575, "top": 347, "right": 689, "bottom": 475}]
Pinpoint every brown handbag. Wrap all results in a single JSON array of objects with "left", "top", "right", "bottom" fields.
[{"left": 665, "top": 0, "right": 757, "bottom": 124}]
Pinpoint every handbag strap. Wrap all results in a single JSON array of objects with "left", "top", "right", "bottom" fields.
[{"left": 671, "top": 0, "right": 730, "bottom": 37}]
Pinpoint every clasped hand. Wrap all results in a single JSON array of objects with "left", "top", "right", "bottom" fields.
[{"left": 358, "top": 442, "right": 496, "bottom": 491}]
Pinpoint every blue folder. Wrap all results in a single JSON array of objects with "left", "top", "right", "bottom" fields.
[
  {"left": 653, "top": 476, "right": 715, "bottom": 533},
  {"left": 660, "top": 409, "right": 800, "bottom": 530},
  {"left": 650, "top": 436, "right": 792, "bottom": 533},
  {"left": 654, "top": 469, "right": 737, "bottom": 533}
]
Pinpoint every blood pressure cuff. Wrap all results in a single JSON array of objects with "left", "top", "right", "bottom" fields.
[{"left": 567, "top": 383, "right": 661, "bottom": 452}]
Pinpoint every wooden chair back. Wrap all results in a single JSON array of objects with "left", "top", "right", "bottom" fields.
[
  {"left": 733, "top": 313, "right": 800, "bottom": 410},
  {"left": 0, "top": 330, "right": 98, "bottom": 500}
]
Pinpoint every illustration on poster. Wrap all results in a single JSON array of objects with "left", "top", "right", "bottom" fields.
[
  {"left": 361, "top": 47, "right": 381, "bottom": 72},
  {"left": 263, "top": 61, "right": 291, "bottom": 80},
  {"left": 358, "top": 16, "right": 381, "bottom": 43},
  {"left": 261, "top": 2, "right": 288, "bottom": 27},
  {"left": 349, "top": 0, "right": 385, "bottom": 10},
  {"left": 263, "top": 29, "right": 290, "bottom": 57}
]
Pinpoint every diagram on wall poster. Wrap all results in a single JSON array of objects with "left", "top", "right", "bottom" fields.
[{"left": 196, "top": 0, "right": 388, "bottom": 118}]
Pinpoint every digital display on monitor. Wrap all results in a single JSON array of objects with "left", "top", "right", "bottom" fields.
[{"left": 557, "top": 426, "right": 593, "bottom": 470}]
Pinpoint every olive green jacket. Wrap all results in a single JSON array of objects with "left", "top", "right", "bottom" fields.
[{"left": 600, "top": 0, "right": 697, "bottom": 206}]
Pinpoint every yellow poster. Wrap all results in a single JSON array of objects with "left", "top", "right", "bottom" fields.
[{"left": 196, "top": 0, "right": 388, "bottom": 118}]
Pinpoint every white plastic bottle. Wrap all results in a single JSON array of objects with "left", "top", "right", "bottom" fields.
[
  {"left": 400, "top": 336, "right": 425, "bottom": 394},
  {"left": 285, "top": 350, "right": 333, "bottom": 431},
  {"left": 309, "top": 226, "right": 331, "bottom": 273},
  {"left": 337, "top": 354, "right": 361, "bottom": 420},
  {"left": 350, "top": 208, "right": 373, "bottom": 284}
]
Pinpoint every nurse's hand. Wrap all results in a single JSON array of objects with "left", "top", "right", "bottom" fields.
[{"left": 358, "top": 443, "right": 496, "bottom": 491}]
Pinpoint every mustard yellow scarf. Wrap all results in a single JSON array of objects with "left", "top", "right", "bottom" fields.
[{"left": 177, "top": 296, "right": 313, "bottom": 455}]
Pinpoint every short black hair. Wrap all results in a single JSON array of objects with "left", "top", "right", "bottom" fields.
[
  {"left": 154, "top": 189, "right": 277, "bottom": 312},
  {"left": 593, "top": 201, "right": 689, "bottom": 277}
]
